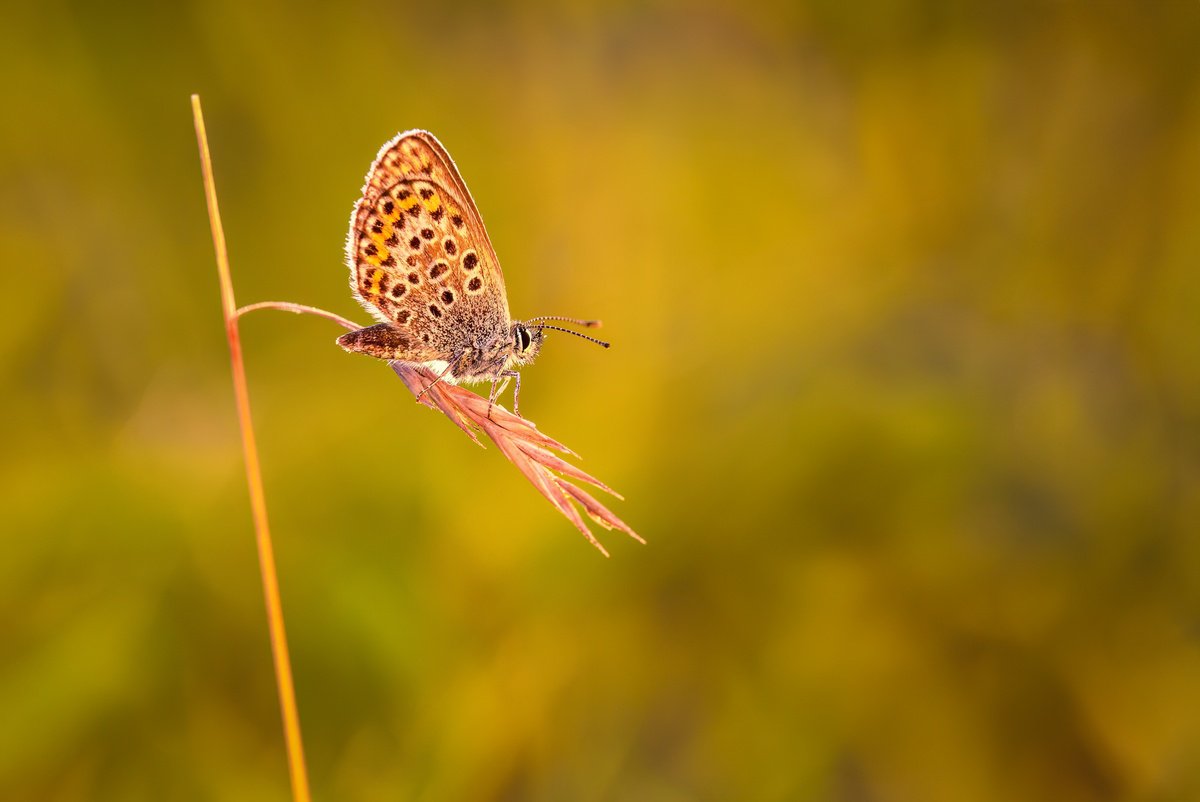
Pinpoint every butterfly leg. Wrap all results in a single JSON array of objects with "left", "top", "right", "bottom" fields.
[
  {"left": 486, "top": 379, "right": 499, "bottom": 419},
  {"left": 414, "top": 360, "right": 457, "bottom": 405},
  {"left": 507, "top": 371, "right": 522, "bottom": 417},
  {"left": 486, "top": 370, "right": 522, "bottom": 419}
]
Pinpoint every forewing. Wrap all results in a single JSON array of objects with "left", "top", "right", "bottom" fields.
[{"left": 346, "top": 130, "right": 509, "bottom": 363}]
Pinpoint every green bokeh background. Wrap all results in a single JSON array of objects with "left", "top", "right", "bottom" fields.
[{"left": 4, "top": 3, "right": 1200, "bottom": 800}]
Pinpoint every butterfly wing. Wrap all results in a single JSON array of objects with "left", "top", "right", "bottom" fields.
[{"left": 345, "top": 130, "right": 510, "bottom": 366}]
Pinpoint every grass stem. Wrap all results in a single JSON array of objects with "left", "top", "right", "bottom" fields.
[{"left": 191, "top": 94, "right": 313, "bottom": 802}]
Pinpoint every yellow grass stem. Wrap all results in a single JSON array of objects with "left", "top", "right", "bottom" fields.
[{"left": 191, "top": 95, "right": 312, "bottom": 802}]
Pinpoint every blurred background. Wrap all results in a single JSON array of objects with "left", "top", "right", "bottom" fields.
[{"left": 3, "top": 2, "right": 1200, "bottom": 800}]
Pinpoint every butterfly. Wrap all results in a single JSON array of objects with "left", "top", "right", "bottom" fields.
[{"left": 336, "top": 130, "right": 607, "bottom": 415}]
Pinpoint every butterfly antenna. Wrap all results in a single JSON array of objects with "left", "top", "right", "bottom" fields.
[
  {"left": 525, "top": 316, "right": 603, "bottom": 329},
  {"left": 535, "top": 324, "right": 611, "bottom": 348}
]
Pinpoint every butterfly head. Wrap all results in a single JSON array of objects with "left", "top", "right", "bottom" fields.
[{"left": 510, "top": 322, "right": 545, "bottom": 367}]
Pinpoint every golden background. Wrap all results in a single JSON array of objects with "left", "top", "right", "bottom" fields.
[{"left": 3, "top": 3, "right": 1199, "bottom": 800}]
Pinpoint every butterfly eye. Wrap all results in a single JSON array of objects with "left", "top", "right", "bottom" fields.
[{"left": 516, "top": 325, "right": 532, "bottom": 352}]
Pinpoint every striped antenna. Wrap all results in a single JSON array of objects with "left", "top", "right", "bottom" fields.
[
  {"left": 525, "top": 316, "right": 603, "bottom": 329},
  {"left": 534, "top": 324, "right": 610, "bottom": 348}
]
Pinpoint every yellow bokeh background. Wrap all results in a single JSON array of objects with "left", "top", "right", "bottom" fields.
[{"left": 3, "top": 3, "right": 1199, "bottom": 800}]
